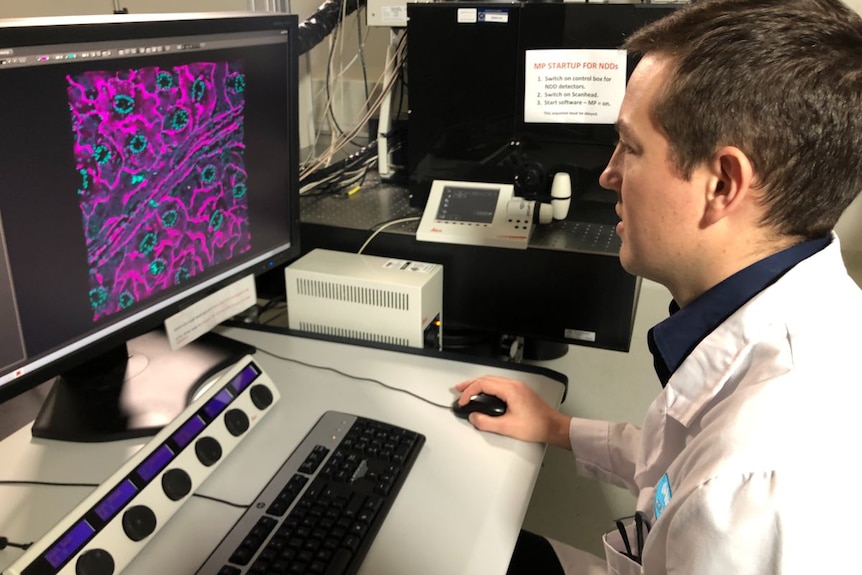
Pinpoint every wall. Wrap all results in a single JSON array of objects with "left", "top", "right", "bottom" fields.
[
  {"left": 836, "top": 0, "right": 862, "bottom": 255},
  {"left": 838, "top": 0, "right": 862, "bottom": 261}
]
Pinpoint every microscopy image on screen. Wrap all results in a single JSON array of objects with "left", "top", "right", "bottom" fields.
[{"left": 67, "top": 61, "right": 252, "bottom": 322}]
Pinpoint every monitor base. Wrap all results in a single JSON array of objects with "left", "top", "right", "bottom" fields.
[{"left": 31, "top": 330, "right": 254, "bottom": 443}]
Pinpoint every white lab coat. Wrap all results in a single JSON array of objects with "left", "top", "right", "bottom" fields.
[{"left": 549, "top": 234, "right": 862, "bottom": 574}]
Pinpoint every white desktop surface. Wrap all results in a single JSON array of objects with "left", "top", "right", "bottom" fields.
[{"left": 0, "top": 327, "right": 566, "bottom": 575}]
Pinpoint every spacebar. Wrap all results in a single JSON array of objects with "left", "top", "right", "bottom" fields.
[{"left": 324, "top": 548, "right": 353, "bottom": 575}]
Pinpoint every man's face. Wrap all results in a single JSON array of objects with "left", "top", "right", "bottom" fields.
[{"left": 599, "top": 54, "right": 713, "bottom": 295}]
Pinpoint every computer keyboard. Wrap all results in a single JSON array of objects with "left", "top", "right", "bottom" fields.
[{"left": 197, "top": 411, "right": 426, "bottom": 575}]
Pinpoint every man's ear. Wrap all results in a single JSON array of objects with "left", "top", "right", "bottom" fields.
[{"left": 703, "top": 146, "right": 755, "bottom": 226}]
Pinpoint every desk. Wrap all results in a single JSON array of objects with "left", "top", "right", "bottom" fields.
[{"left": 0, "top": 326, "right": 566, "bottom": 575}]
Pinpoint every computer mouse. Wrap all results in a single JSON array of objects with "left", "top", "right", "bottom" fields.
[{"left": 452, "top": 393, "right": 507, "bottom": 419}]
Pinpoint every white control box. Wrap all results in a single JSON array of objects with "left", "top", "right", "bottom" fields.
[
  {"left": 285, "top": 249, "right": 443, "bottom": 349},
  {"left": 416, "top": 179, "right": 537, "bottom": 249}
]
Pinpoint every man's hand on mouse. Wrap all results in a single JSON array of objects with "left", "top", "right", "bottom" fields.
[{"left": 454, "top": 375, "right": 571, "bottom": 449}]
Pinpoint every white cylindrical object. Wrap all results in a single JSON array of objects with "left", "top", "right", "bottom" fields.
[{"left": 550, "top": 172, "right": 572, "bottom": 220}]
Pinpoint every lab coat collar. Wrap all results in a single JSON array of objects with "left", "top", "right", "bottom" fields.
[
  {"left": 648, "top": 235, "right": 830, "bottom": 388},
  {"left": 662, "top": 233, "right": 843, "bottom": 428}
]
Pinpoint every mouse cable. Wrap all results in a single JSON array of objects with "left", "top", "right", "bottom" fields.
[{"left": 255, "top": 346, "right": 451, "bottom": 410}]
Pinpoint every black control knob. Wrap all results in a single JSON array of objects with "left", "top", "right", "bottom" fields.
[
  {"left": 121, "top": 505, "right": 157, "bottom": 542},
  {"left": 161, "top": 468, "right": 192, "bottom": 501},
  {"left": 224, "top": 408, "right": 250, "bottom": 436},
  {"left": 249, "top": 384, "right": 273, "bottom": 409},
  {"left": 195, "top": 436, "right": 222, "bottom": 467},
  {"left": 75, "top": 548, "right": 115, "bottom": 575}
]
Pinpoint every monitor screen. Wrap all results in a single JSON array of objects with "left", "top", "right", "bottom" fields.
[{"left": 0, "top": 12, "right": 300, "bottom": 440}]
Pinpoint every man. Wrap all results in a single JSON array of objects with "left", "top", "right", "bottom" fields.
[{"left": 455, "top": 0, "right": 862, "bottom": 573}]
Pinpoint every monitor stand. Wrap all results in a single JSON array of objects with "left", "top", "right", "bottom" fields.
[
  {"left": 31, "top": 329, "right": 254, "bottom": 443},
  {"left": 443, "top": 328, "right": 569, "bottom": 361},
  {"left": 522, "top": 339, "right": 568, "bottom": 362}
]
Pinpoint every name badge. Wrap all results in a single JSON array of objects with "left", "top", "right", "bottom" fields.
[{"left": 654, "top": 473, "right": 672, "bottom": 519}]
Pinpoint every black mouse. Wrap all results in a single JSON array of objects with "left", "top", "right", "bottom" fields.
[{"left": 452, "top": 393, "right": 507, "bottom": 418}]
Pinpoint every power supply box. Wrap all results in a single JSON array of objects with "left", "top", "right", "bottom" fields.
[{"left": 285, "top": 248, "right": 443, "bottom": 349}]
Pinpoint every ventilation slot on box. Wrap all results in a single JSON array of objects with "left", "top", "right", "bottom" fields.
[
  {"left": 295, "top": 278, "right": 410, "bottom": 310},
  {"left": 299, "top": 323, "right": 410, "bottom": 347}
]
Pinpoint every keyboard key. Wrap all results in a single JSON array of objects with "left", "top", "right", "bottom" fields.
[{"left": 323, "top": 548, "right": 353, "bottom": 575}]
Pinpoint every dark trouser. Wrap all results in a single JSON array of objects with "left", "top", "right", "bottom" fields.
[{"left": 507, "top": 530, "right": 565, "bottom": 575}]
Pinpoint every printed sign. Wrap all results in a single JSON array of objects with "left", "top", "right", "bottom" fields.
[{"left": 524, "top": 49, "right": 627, "bottom": 124}]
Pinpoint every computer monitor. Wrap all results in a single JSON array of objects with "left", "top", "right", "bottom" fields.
[{"left": 0, "top": 12, "right": 301, "bottom": 441}]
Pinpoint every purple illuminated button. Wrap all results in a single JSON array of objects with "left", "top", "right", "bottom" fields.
[
  {"left": 94, "top": 479, "right": 138, "bottom": 522},
  {"left": 44, "top": 519, "right": 95, "bottom": 568},
  {"left": 229, "top": 363, "right": 260, "bottom": 394},
  {"left": 135, "top": 445, "right": 174, "bottom": 483},
  {"left": 171, "top": 415, "right": 205, "bottom": 449},
  {"left": 203, "top": 388, "right": 233, "bottom": 419}
]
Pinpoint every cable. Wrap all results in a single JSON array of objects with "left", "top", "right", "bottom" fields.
[
  {"left": 297, "top": 0, "right": 362, "bottom": 56},
  {"left": 260, "top": 302, "right": 288, "bottom": 326},
  {"left": 356, "top": 216, "right": 420, "bottom": 254},
  {"left": 0, "top": 536, "right": 31, "bottom": 551},
  {"left": 0, "top": 480, "right": 93, "bottom": 553},
  {"left": 0, "top": 479, "right": 97, "bottom": 489},
  {"left": 324, "top": 4, "right": 369, "bottom": 146},
  {"left": 191, "top": 493, "right": 251, "bottom": 510},
  {"left": 324, "top": 24, "right": 353, "bottom": 141},
  {"left": 300, "top": 31, "right": 407, "bottom": 182},
  {"left": 355, "top": 4, "right": 371, "bottom": 113},
  {"left": 254, "top": 346, "right": 451, "bottom": 410},
  {"left": 300, "top": 139, "right": 378, "bottom": 196},
  {"left": 313, "top": 12, "right": 371, "bottom": 143}
]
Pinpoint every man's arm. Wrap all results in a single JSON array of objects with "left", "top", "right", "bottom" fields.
[{"left": 569, "top": 417, "right": 642, "bottom": 494}]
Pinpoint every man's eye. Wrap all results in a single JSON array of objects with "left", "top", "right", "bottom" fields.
[{"left": 616, "top": 140, "right": 633, "bottom": 153}]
